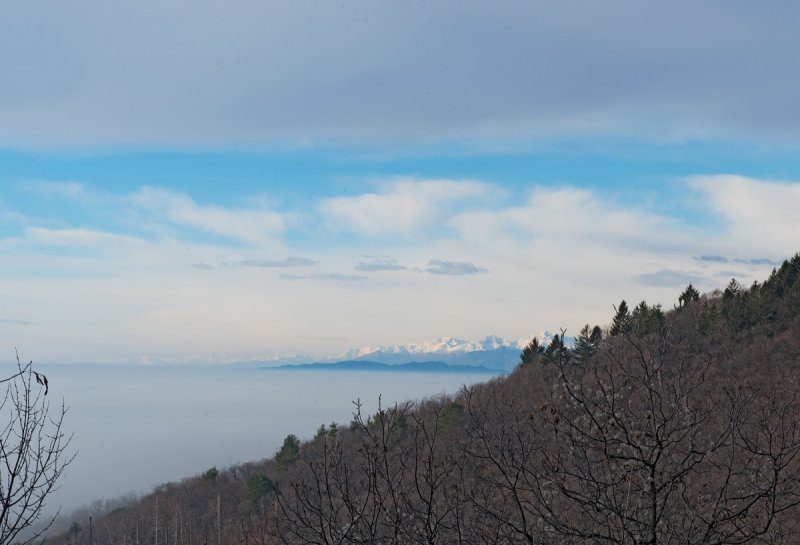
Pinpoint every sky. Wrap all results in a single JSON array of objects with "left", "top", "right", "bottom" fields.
[{"left": 2, "top": 1, "right": 800, "bottom": 363}]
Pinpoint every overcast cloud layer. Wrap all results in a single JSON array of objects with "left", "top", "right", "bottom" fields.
[{"left": 3, "top": 1, "right": 800, "bottom": 148}]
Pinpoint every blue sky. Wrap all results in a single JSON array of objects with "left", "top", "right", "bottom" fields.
[{"left": 2, "top": 1, "right": 800, "bottom": 363}]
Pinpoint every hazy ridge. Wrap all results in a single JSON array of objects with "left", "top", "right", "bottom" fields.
[{"left": 265, "top": 359, "right": 507, "bottom": 374}]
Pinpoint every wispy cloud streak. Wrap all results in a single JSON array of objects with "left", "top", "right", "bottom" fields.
[{"left": 425, "top": 260, "right": 487, "bottom": 276}]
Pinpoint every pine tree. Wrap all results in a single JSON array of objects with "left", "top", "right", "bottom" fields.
[
  {"left": 574, "top": 324, "right": 600, "bottom": 364},
  {"left": 543, "top": 330, "right": 570, "bottom": 366},
  {"left": 677, "top": 283, "right": 700, "bottom": 309},
  {"left": 589, "top": 325, "right": 603, "bottom": 345},
  {"left": 519, "top": 337, "right": 544, "bottom": 365},
  {"left": 610, "top": 300, "right": 631, "bottom": 336},
  {"left": 275, "top": 434, "right": 300, "bottom": 473},
  {"left": 631, "top": 300, "right": 665, "bottom": 336},
  {"left": 723, "top": 278, "right": 742, "bottom": 301}
]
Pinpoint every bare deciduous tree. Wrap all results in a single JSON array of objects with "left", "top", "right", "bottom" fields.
[
  {"left": 1, "top": 353, "right": 74, "bottom": 545},
  {"left": 271, "top": 399, "right": 413, "bottom": 545},
  {"left": 460, "top": 326, "right": 800, "bottom": 545},
  {"left": 531, "top": 329, "right": 800, "bottom": 545}
]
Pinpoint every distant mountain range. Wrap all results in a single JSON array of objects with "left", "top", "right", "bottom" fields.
[
  {"left": 264, "top": 360, "right": 506, "bottom": 374},
  {"left": 327, "top": 333, "right": 574, "bottom": 371},
  {"left": 336, "top": 334, "right": 523, "bottom": 359},
  {"left": 240, "top": 332, "right": 573, "bottom": 372}
]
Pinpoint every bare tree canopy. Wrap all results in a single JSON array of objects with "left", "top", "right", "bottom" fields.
[{"left": 1, "top": 353, "right": 74, "bottom": 545}]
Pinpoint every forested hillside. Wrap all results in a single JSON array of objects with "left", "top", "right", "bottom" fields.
[{"left": 48, "top": 254, "right": 800, "bottom": 545}]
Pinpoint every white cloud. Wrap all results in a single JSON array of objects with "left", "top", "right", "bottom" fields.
[
  {"left": 450, "top": 186, "right": 690, "bottom": 253},
  {"left": 319, "top": 178, "right": 492, "bottom": 236},
  {"left": 688, "top": 175, "right": 800, "bottom": 257},
  {"left": 21, "top": 226, "right": 148, "bottom": 251},
  {"left": 131, "top": 187, "right": 287, "bottom": 247},
  {"left": 0, "top": 226, "right": 207, "bottom": 281},
  {"left": 2, "top": 178, "right": 797, "bottom": 363}
]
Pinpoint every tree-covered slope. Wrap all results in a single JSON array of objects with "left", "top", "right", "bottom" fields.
[{"left": 47, "top": 254, "right": 800, "bottom": 545}]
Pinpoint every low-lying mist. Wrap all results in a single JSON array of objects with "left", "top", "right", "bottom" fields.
[{"left": 36, "top": 364, "right": 494, "bottom": 517}]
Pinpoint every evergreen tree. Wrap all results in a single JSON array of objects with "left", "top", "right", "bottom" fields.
[
  {"left": 677, "top": 283, "right": 700, "bottom": 309},
  {"left": 589, "top": 325, "right": 603, "bottom": 345},
  {"left": 327, "top": 421, "right": 339, "bottom": 438},
  {"left": 762, "top": 256, "right": 800, "bottom": 299},
  {"left": 519, "top": 337, "right": 544, "bottom": 365},
  {"left": 314, "top": 424, "right": 328, "bottom": 440},
  {"left": 609, "top": 300, "right": 631, "bottom": 336},
  {"left": 631, "top": 300, "right": 665, "bottom": 336},
  {"left": 275, "top": 434, "right": 300, "bottom": 472},
  {"left": 543, "top": 329, "right": 570, "bottom": 366},
  {"left": 201, "top": 466, "right": 218, "bottom": 481},
  {"left": 722, "top": 278, "right": 744, "bottom": 329},
  {"left": 723, "top": 278, "right": 742, "bottom": 301},
  {"left": 574, "top": 324, "right": 600, "bottom": 364},
  {"left": 785, "top": 254, "right": 800, "bottom": 316},
  {"left": 66, "top": 522, "right": 82, "bottom": 545},
  {"left": 246, "top": 474, "right": 276, "bottom": 509}
]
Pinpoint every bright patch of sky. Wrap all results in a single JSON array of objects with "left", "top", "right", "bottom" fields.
[{"left": 1, "top": 1, "right": 800, "bottom": 363}]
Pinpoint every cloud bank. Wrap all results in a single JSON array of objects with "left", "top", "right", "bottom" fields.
[
  {"left": 0, "top": 178, "right": 797, "bottom": 362},
  {"left": 320, "top": 179, "right": 491, "bottom": 237}
]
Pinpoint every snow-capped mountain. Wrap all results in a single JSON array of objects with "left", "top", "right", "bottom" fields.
[
  {"left": 331, "top": 332, "right": 573, "bottom": 371},
  {"left": 337, "top": 332, "right": 572, "bottom": 359},
  {"left": 337, "top": 335, "right": 510, "bottom": 359},
  {"left": 232, "top": 332, "right": 574, "bottom": 371}
]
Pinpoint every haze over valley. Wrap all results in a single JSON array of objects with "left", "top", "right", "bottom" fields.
[{"left": 36, "top": 364, "right": 492, "bottom": 515}]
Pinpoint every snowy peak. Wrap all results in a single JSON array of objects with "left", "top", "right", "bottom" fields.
[
  {"left": 336, "top": 335, "right": 516, "bottom": 360},
  {"left": 335, "top": 333, "right": 572, "bottom": 361},
  {"left": 323, "top": 332, "right": 578, "bottom": 371},
  {"left": 515, "top": 330, "right": 576, "bottom": 349},
  {"left": 478, "top": 334, "right": 510, "bottom": 350}
]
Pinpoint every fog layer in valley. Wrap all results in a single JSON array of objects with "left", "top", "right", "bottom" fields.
[{"left": 34, "top": 364, "right": 494, "bottom": 516}]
